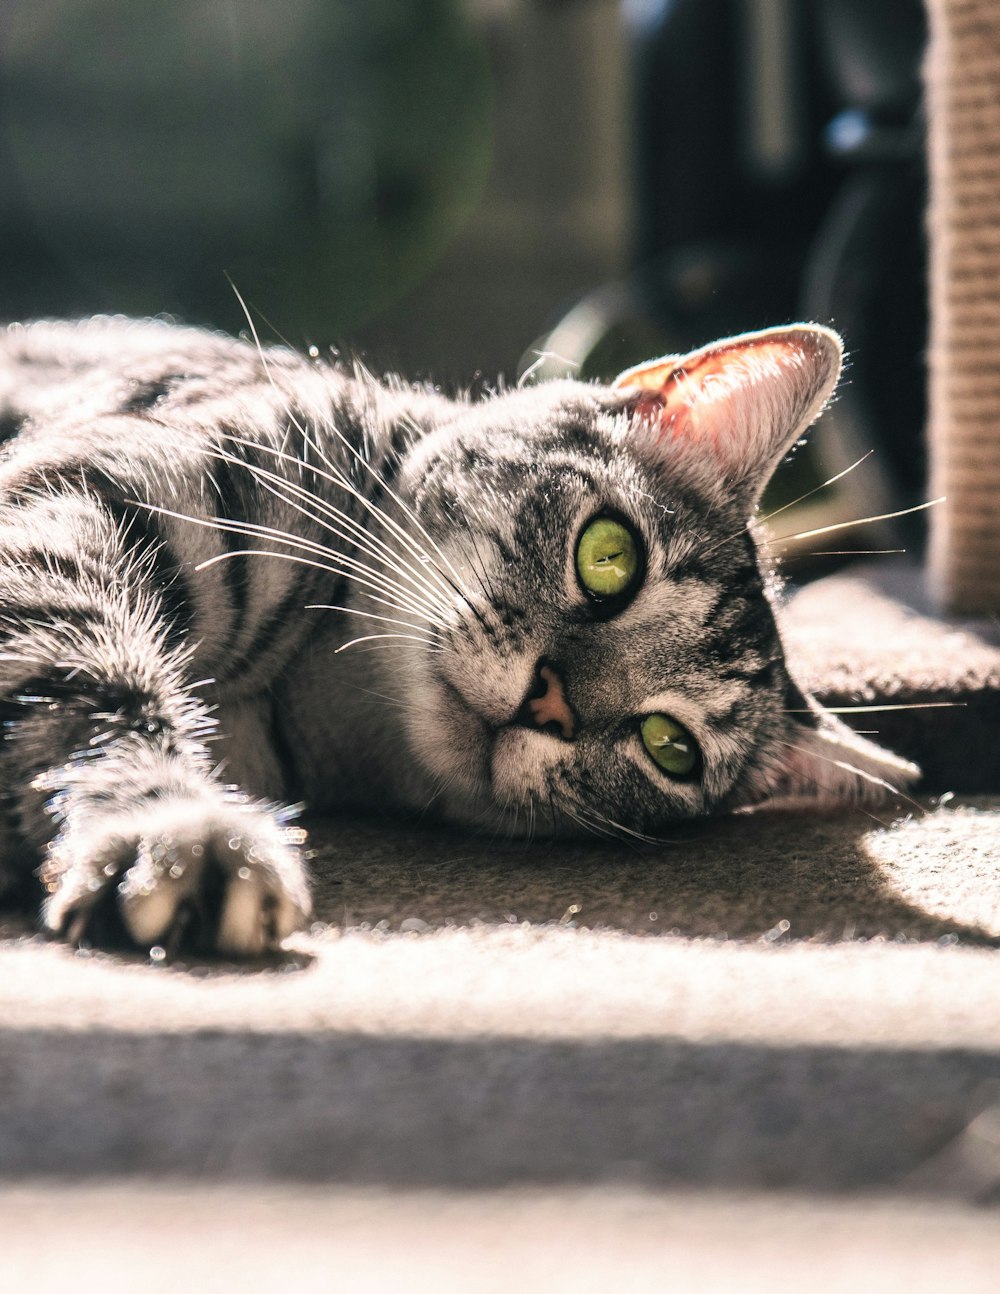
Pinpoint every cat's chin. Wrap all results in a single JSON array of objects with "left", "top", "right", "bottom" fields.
[
  {"left": 400, "top": 665, "right": 495, "bottom": 806},
  {"left": 452, "top": 728, "right": 584, "bottom": 839},
  {"left": 490, "top": 725, "right": 566, "bottom": 805},
  {"left": 398, "top": 666, "right": 568, "bottom": 834}
]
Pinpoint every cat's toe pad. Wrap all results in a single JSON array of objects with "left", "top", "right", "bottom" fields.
[{"left": 42, "top": 800, "right": 311, "bottom": 956}]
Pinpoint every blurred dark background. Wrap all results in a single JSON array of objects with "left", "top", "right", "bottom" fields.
[{"left": 0, "top": 0, "right": 927, "bottom": 548}]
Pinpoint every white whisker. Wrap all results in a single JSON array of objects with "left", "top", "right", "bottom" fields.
[
  {"left": 757, "top": 450, "right": 875, "bottom": 527},
  {"left": 198, "top": 539, "right": 443, "bottom": 626},
  {"left": 228, "top": 284, "right": 471, "bottom": 608},
  {"left": 334, "top": 632, "right": 442, "bottom": 655},
  {"left": 786, "top": 702, "right": 966, "bottom": 714},
  {"left": 304, "top": 600, "right": 436, "bottom": 637},
  {"left": 772, "top": 497, "right": 945, "bottom": 546},
  {"left": 702, "top": 451, "right": 878, "bottom": 558},
  {"left": 778, "top": 740, "right": 925, "bottom": 814},
  {"left": 208, "top": 442, "right": 454, "bottom": 619},
  {"left": 786, "top": 549, "right": 907, "bottom": 557},
  {"left": 298, "top": 419, "right": 481, "bottom": 613},
  {"left": 517, "top": 349, "right": 579, "bottom": 387},
  {"left": 138, "top": 497, "right": 445, "bottom": 626}
]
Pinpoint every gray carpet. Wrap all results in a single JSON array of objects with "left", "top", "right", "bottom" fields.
[
  {"left": 3, "top": 794, "right": 1000, "bottom": 1193},
  {"left": 786, "top": 566, "right": 1000, "bottom": 790}
]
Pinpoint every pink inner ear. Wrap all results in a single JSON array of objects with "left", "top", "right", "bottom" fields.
[
  {"left": 614, "top": 338, "right": 805, "bottom": 444},
  {"left": 612, "top": 325, "right": 842, "bottom": 503},
  {"left": 611, "top": 356, "right": 680, "bottom": 394}
]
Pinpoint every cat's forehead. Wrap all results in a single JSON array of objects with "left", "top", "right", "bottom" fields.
[
  {"left": 456, "top": 378, "right": 622, "bottom": 444},
  {"left": 406, "top": 376, "right": 749, "bottom": 572}
]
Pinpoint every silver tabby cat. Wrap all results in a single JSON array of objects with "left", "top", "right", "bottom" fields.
[{"left": 0, "top": 316, "right": 916, "bottom": 955}]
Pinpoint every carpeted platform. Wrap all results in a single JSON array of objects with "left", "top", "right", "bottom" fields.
[
  {"left": 3, "top": 798, "right": 1000, "bottom": 1193},
  {"left": 785, "top": 565, "right": 1000, "bottom": 791}
]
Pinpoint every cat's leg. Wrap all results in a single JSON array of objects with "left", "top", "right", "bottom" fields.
[{"left": 0, "top": 490, "right": 311, "bottom": 955}]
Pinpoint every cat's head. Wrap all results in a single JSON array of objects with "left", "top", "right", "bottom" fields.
[{"left": 376, "top": 324, "right": 918, "bottom": 837}]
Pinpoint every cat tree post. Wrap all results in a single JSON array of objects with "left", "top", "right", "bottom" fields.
[{"left": 925, "top": 0, "right": 1000, "bottom": 614}]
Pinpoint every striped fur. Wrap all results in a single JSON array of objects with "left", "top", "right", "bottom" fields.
[{"left": 0, "top": 317, "right": 917, "bottom": 955}]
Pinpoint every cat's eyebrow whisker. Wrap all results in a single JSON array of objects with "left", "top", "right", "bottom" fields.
[
  {"left": 771, "top": 497, "right": 945, "bottom": 546},
  {"left": 460, "top": 524, "right": 503, "bottom": 606},
  {"left": 786, "top": 702, "right": 967, "bottom": 714},
  {"left": 758, "top": 450, "right": 876, "bottom": 527},
  {"left": 227, "top": 286, "right": 299, "bottom": 357},
  {"left": 517, "top": 349, "right": 579, "bottom": 387},
  {"left": 210, "top": 442, "right": 429, "bottom": 576},
  {"left": 287, "top": 398, "right": 468, "bottom": 597},
  {"left": 454, "top": 497, "right": 506, "bottom": 601},
  {"left": 302, "top": 421, "right": 494, "bottom": 628},
  {"left": 327, "top": 640, "right": 432, "bottom": 658},
  {"left": 205, "top": 531, "right": 444, "bottom": 629},
  {"left": 296, "top": 418, "right": 483, "bottom": 618},
  {"left": 217, "top": 470, "right": 452, "bottom": 626},
  {"left": 196, "top": 543, "right": 442, "bottom": 629},
  {"left": 303, "top": 599, "right": 439, "bottom": 644},
  {"left": 224, "top": 429, "right": 484, "bottom": 629},
  {"left": 701, "top": 450, "right": 877, "bottom": 558},
  {"left": 194, "top": 516, "right": 442, "bottom": 625},
  {"left": 347, "top": 585, "right": 444, "bottom": 626},
  {"left": 784, "top": 549, "right": 907, "bottom": 557}
]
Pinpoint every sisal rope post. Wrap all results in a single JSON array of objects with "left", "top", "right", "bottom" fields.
[{"left": 925, "top": 0, "right": 1000, "bottom": 614}]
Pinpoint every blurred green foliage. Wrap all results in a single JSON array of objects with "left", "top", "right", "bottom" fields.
[{"left": 1, "top": 0, "right": 494, "bottom": 337}]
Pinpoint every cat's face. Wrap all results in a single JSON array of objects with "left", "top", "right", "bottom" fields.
[{"left": 371, "top": 326, "right": 917, "bottom": 837}]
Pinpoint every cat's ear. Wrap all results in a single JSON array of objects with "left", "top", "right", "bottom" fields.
[
  {"left": 612, "top": 324, "right": 843, "bottom": 510},
  {"left": 739, "top": 698, "right": 920, "bottom": 809}
]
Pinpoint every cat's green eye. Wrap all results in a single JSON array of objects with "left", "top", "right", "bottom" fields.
[
  {"left": 640, "top": 713, "right": 699, "bottom": 779},
  {"left": 575, "top": 516, "right": 640, "bottom": 599}
]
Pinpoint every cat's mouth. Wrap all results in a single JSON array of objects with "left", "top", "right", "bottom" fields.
[
  {"left": 415, "top": 671, "right": 496, "bottom": 796},
  {"left": 418, "top": 665, "right": 567, "bottom": 819}
]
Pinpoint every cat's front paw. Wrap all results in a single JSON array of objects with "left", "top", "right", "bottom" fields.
[{"left": 40, "top": 798, "right": 311, "bottom": 957}]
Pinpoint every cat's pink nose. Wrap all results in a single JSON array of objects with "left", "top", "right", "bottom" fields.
[{"left": 522, "top": 663, "right": 576, "bottom": 740}]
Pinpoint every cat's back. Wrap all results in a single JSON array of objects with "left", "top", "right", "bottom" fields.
[{"left": 0, "top": 316, "right": 301, "bottom": 433}]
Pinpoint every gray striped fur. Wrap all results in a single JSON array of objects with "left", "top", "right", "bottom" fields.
[{"left": 0, "top": 317, "right": 916, "bottom": 955}]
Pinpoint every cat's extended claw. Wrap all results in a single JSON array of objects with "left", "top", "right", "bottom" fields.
[{"left": 41, "top": 799, "right": 311, "bottom": 957}]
